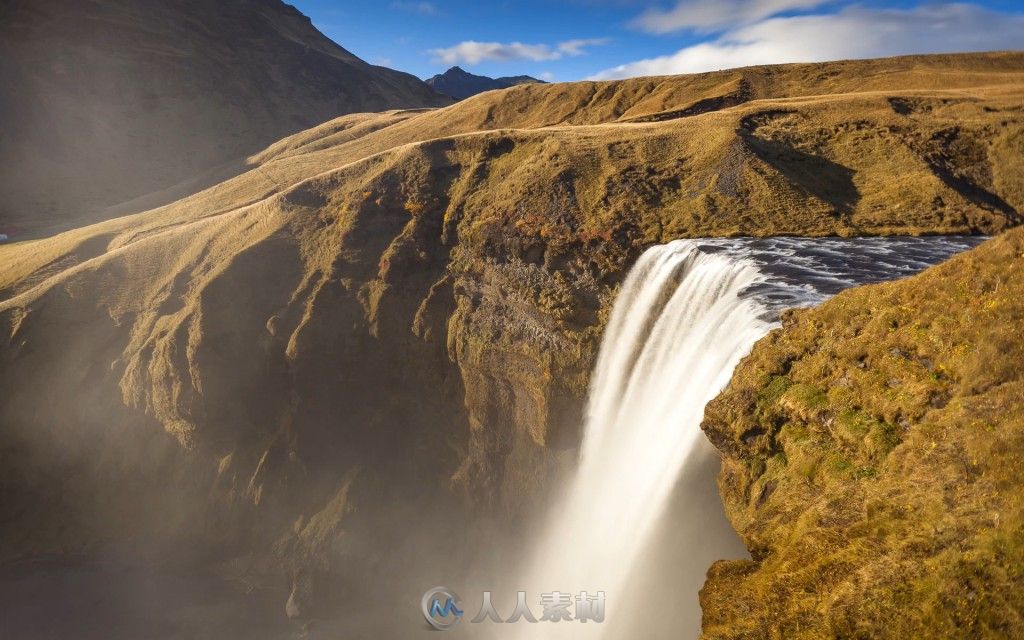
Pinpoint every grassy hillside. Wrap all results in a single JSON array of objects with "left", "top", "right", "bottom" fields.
[
  {"left": 702, "top": 227, "right": 1024, "bottom": 638},
  {"left": 0, "top": 51, "right": 1020, "bottom": 619},
  {"left": 0, "top": 0, "right": 451, "bottom": 235},
  {"left": 2, "top": 51, "right": 1022, "bottom": 294}
]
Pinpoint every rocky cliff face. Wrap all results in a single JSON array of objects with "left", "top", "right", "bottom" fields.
[
  {"left": 701, "top": 226, "right": 1024, "bottom": 638},
  {"left": 0, "top": 0, "right": 451, "bottom": 235},
  {"left": 0, "top": 52, "right": 1021, "bottom": 621}
]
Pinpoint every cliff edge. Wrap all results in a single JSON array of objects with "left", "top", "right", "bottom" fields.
[{"left": 702, "top": 227, "right": 1024, "bottom": 638}]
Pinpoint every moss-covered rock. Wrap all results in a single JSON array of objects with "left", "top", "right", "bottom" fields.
[{"left": 701, "top": 227, "right": 1024, "bottom": 639}]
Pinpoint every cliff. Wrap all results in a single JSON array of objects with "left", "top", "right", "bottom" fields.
[
  {"left": 701, "top": 226, "right": 1024, "bottom": 638},
  {"left": 0, "top": 51, "right": 1021, "bottom": 619}
]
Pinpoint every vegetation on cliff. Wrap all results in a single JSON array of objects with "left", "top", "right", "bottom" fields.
[{"left": 702, "top": 227, "right": 1024, "bottom": 638}]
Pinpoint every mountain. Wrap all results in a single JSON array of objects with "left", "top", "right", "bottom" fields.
[
  {"left": 0, "top": 52, "right": 1021, "bottom": 632},
  {"left": 0, "top": 0, "right": 452, "bottom": 235},
  {"left": 425, "top": 65, "right": 546, "bottom": 99}
]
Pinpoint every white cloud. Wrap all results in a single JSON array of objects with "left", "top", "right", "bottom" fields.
[
  {"left": 632, "top": 0, "right": 831, "bottom": 33},
  {"left": 430, "top": 38, "right": 610, "bottom": 65},
  {"left": 593, "top": 3, "right": 1024, "bottom": 79},
  {"left": 539, "top": 71, "right": 556, "bottom": 81},
  {"left": 391, "top": 1, "right": 439, "bottom": 17},
  {"left": 558, "top": 38, "right": 612, "bottom": 56}
]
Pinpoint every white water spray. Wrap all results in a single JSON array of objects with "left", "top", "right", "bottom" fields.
[{"left": 515, "top": 239, "right": 774, "bottom": 638}]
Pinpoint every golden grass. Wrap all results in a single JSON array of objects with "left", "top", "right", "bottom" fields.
[
  {"left": 702, "top": 227, "right": 1024, "bottom": 638},
  {"left": 3, "top": 54, "right": 1023, "bottom": 298}
]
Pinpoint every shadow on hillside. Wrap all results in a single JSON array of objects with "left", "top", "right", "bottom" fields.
[
  {"left": 923, "top": 128, "right": 1021, "bottom": 224},
  {"left": 741, "top": 131, "right": 860, "bottom": 216}
]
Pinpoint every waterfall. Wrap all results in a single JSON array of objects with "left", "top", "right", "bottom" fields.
[
  {"left": 507, "top": 235, "right": 984, "bottom": 639},
  {"left": 515, "top": 239, "right": 774, "bottom": 638}
]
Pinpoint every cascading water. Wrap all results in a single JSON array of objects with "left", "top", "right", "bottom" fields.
[
  {"left": 511, "top": 235, "right": 984, "bottom": 640},
  {"left": 511, "top": 240, "right": 770, "bottom": 639}
]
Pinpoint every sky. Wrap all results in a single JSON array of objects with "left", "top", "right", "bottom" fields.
[{"left": 291, "top": 0, "right": 1024, "bottom": 81}]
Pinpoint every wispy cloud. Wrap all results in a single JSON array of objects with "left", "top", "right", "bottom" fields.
[
  {"left": 593, "top": 3, "right": 1024, "bottom": 79},
  {"left": 430, "top": 38, "right": 610, "bottom": 65},
  {"left": 631, "top": 0, "right": 832, "bottom": 33},
  {"left": 391, "top": 1, "right": 440, "bottom": 17},
  {"left": 557, "top": 38, "right": 611, "bottom": 56}
]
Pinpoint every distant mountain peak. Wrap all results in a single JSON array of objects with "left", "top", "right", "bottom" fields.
[{"left": 426, "top": 66, "right": 546, "bottom": 100}]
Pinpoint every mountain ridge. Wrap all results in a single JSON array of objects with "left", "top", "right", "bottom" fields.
[
  {"left": 425, "top": 65, "right": 546, "bottom": 99},
  {"left": 0, "top": 0, "right": 452, "bottom": 236}
]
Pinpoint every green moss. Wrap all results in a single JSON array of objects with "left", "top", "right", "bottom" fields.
[
  {"left": 790, "top": 383, "right": 827, "bottom": 406},
  {"left": 827, "top": 455, "right": 854, "bottom": 476},
  {"left": 780, "top": 422, "right": 811, "bottom": 443},
  {"left": 759, "top": 375, "right": 793, "bottom": 404}
]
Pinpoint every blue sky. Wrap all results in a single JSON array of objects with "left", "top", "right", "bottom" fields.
[{"left": 291, "top": 0, "right": 1024, "bottom": 81}]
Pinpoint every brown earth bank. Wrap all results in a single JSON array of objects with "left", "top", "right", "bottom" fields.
[
  {"left": 0, "top": 51, "right": 1022, "bottom": 624},
  {"left": 701, "top": 226, "right": 1024, "bottom": 639},
  {"left": 0, "top": 0, "right": 451, "bottom": 235}
]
